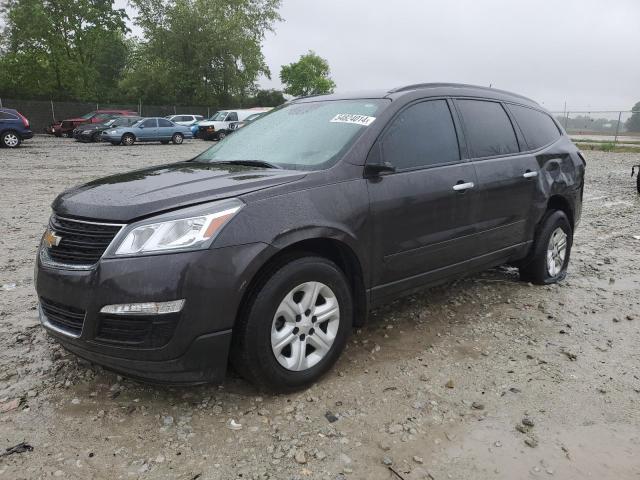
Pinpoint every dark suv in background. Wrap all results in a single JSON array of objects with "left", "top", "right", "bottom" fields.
[
  {"left": 0, "top": 108, "right": 33, "bottom": 148},
  {"left": 34, "top": 83, "right": 585, "bottom": 391}
]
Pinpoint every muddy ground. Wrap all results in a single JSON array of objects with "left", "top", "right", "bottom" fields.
[{"left": 0, "top": 136, "right": 639, "bottom": 480}]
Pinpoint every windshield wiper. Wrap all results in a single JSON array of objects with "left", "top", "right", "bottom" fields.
[{"left": 213, "top": 160, "right": 281, "bottom": 169}]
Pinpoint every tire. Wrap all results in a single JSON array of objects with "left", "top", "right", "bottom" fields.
[
  {"left": 231, "top": 255, "right": 353, "bottom": 392},
  {"left": 637, "top": 172, "right": 640, "bottom": 194},
  {"left": 172, "top": 133, "right": 184, "bottom": 145},
  {"left": 91, "top": 131, "right": 101, "bottom": 143},
  {"left": 64, "top": 131, "right": 73, "bottom": 138},
  {"left": 121, "top": 133, "right": 135, "bottom": 146},
  {"left": 216, "top": 131, "right": 226, "bottom": 140},
  {"left": 1, "top": 130, "right": 21, "bottom": 148},
  {"left": 519, "top": 210, "right": 573, "bottom": 285}
]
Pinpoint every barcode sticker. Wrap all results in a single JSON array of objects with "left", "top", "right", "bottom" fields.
[{"left": 330, "top": 114, "right": 376, "bottom": 126}]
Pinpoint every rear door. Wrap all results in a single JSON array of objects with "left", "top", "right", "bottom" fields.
[
  {"left": 454, "top": 99, "right": 539, "bottom": 255},
  {"left": 157, "top": 118, "right": 175, "bottom": 139},
  {"left": 367, "top": 98, "right": 479, "bottom": 300}
]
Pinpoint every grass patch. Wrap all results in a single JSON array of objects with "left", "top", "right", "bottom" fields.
[
  {"left": 570, "top": 138, "right": 640, "bottom": 145},
  {"left": 576, "top": 142, "right": 640, "bottom": 153}
]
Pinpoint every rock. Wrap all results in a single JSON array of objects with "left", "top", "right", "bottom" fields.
[
  {"left": 325, "top": 411, "right": 339, "bottom": 423},
  {"left": 379, "top": 440, "right": 391, "bottom": 451},
  {"left": 387, "top": 423, "right": 403, "bottom": 434},
  {"left": 155, "top": 455, "right": 165, "bottom": 463},
  {"left": 524, "top": 436, "right": 539, "bottom": 448},
  {"left": 522, "top": 417, "right": 535, "bottom": 427},
  {"left": 71, "top": 398, "right": 80, "bottom": 405},
  {"left": 162, "top": 416, "right": 174, "bottom": 426},
  {"left": 226, "top": 419, "right": 242, "bottom": 430},
  {"left": 339, "top": 453, "right": 352, "bottom": 465},
  {"left": 413, "top": 455, "right": 424, "bottom": 464},
  {"left": 294, "top": 450, "right": 307, "bottom": 464},
  {"left": 471, "top": 401, "right": 485, "bottom": 410},
  {"left": 445, "top": 379, "right": 454, "bottom": 389},
  {"left": 382, "top": 456, "right": 393, "bottom": 466},
  {"left": 515, "top": 424, "right": 527, "bottom": 434},
  {"left": 626, "top": 314, "right": 635, "bottom": 321},
  {"left": 314, "top": 450, "right": 327, "bottom": 461},
  {"left": 0, "top": 398, "right": 22, "bottom": 413}
]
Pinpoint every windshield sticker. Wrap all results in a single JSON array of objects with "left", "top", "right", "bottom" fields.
[{"left": 330, "top": 114, "right": 376, "bottom": 126}]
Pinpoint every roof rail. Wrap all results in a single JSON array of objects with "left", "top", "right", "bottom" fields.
[{"left": 388, "top": 83, "right": 535, "bottom": 102}]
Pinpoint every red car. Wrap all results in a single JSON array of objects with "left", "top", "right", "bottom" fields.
[{"left": 48, "top": 110, "right": 138, "bottom": 137}]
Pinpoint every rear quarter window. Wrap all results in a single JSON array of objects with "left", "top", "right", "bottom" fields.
[
  {"left": 456, "top": 99, "right": 519, "bottom": 158},
  {"left": 508, "top": 104, "right": 561, "bottom": 150}
]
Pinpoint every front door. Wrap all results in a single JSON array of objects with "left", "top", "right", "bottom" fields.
[
  {"left": 367, "top": 99, "right": 479, "bottom": 301},
  {"left": 137, "top": 118, "right": 158, "bottom": 141}
]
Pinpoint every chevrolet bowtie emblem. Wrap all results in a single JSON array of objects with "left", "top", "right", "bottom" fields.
[{"left": 43, "top": 229, "right": 62, "bottom": 248}]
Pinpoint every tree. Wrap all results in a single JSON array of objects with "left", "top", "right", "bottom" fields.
[
  {"left": 0, "top": 0, "right": 129, "bottom": 101},
  {"left": 626, "top": 101, "right": 640, "bottom": 133},
  {"left": 279, "top": 51, "right": 335, "bottom": 97},
  {"left": 124, "top": 0, "right": 282, "bottom": 106}
]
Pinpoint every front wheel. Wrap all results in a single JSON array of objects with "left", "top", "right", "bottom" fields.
[
  {"left": 231, "top": 256, "right": 353, "bottom": 392},
  {"left": 172, "top": 133, "right": 184, "bottom": 144},
  {"left": 216, "top": 131, "right": 226, "bottom": 140},
  {"left": 1, "top": 131, "right": 21, "bottom": 148},
  {"left": 121, "top": 133, "right": 135, "bottom": 146},
  {"left": 519, "top": 210, "right": 573, "bottom": 284}
]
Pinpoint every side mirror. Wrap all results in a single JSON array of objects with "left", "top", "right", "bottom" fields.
[
  {"left": 139, "top": 124, "right": 145, "bottom": 129},
  {"left": 364, "top": 162, "right": 396, "bottom": 177}
]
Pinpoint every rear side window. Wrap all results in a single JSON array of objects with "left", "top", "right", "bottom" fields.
[
  {"left": 457, "top": 100, "right": 519, "bottom": 158},
  {"left": 382, "top": 100, "right": 460, "bottom": 170},
  {"left": 508, "top": 104, "right": 561, "bottom": 150},
  {"left": 158, "top": 119, "right": 173, "bottom": 127},
  {"left": 140, "top": 119, "right": 157, "bottom": 128}
]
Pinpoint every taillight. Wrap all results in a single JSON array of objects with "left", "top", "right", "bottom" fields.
[{"left": 17, "top": 112, "right": 29, "bottom": 128}]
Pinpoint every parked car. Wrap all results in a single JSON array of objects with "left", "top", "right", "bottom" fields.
[
  {"left": 0, "top": 108, "right": 33, "bottom": 148},
  {"left": 197, "top": 108, "right": 271, "bottom": 140},
  {"left": 165, "top": 114, "right": 204, "bottom": 126},
  {"left": 101, "top": 117, "right": 193, "bottom": 146},
  {"left": 73, "top": 116, "right": 142, "bottom": 143},
  {"left": 34, "top": 83, "right": 585, "bottom": 391},
  {"left": 49, "top": 110, "right": 138, "bottom": 137},
  {"left": 228, "top": 112, "right": 266, "bottom": 133}
]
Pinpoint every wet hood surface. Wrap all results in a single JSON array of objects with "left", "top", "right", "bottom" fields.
[{"left": 52, "top": 161, "right": 306, "bottom": 222}]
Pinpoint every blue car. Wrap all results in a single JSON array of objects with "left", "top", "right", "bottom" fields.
[
  {"left": 101, "top": 117, "right": 194, "bottom": 146},
  {"left": 0, "top": 108, "right": 33, "bottom": 148}
]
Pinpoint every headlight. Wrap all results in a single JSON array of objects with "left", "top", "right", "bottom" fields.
[
  {"left": 82, "top": 130, "right": 92, "bottom": 134},
  {"left": 107, "top": 129, "right": 118, "bottom": 134},
  {"left": 112, "top": 198, "right": 243, "bottom": 256}
]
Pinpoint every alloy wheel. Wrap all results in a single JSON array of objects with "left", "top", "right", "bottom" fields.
[
  {"left": 546, "top": 227, "right": 567, "bottom": 277},
  {"left": 3, "top": 133, "right": 19, "bottom": 148}
]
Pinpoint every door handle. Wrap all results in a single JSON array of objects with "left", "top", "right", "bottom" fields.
[
  {"left": 523, "top": 170, "right": 538, "bottom": 179},
  {"left": 452, "top": 181, "right": 475, "bottom": 191}
]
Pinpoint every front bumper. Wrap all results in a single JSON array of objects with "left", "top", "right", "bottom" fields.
[{"left": 35, "top": 242, "right": 272, "bottom": 384}]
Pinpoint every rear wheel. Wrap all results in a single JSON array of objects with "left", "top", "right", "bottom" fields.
[
  {"left": 172, "top": 133, "right": 184, "bottom": 145},
  {"left": 1, "top": 131, "right": 21, "bottom": 148},
  {"left": 121, "top": 133, "right": 135, "bottom": 146},
  {"left": 519, "top": 210, "right": 573, "bottom": 284},
  {"left": 231, "top": 256, "right": 353, "bottom": 392}
]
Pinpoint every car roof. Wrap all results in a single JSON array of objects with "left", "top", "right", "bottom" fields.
[
  {"left": 0, "top": 107, "right": 19, "bottom": 113},
  {"left": 294, "top": 83, "right": 540, "bottom": 108}
]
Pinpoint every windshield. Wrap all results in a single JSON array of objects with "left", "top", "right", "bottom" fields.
[
  {"left": 195, "top": 99, "right": 388, "bottom": 170},
  {"left": 103, "top": 119, "right": 116, "bottom": 127},
  {"left": 208, "top": 111, "right": 228, "bottom": 121},
  {"left": 81, "top": 112, "right": 97, "bottom": 119},
  {"left": 114, "top": 117, "right": 137, "bottom": 127}
]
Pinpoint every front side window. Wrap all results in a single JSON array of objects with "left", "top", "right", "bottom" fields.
[
  {"left": 195, "top": 99, "right": 388, "bottom": 171},
  {"left": 508, "top": 104, "right": 561, "bottom": 150},
  {"left": 158, "top": 119, "right": 173, "bottom": 127},
  {"left": 140, "top": 118, "right": 157, "bottom": 128},
  {"left": 457, "top": 100, "right": 519, "bottom": 158},
  {"left": 227, "top": 112, "right": 238, "bottom": 122},
  {"left": 381, "top": 100, "right": 460, "bottom": 170}
]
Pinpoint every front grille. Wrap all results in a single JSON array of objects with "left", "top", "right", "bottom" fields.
[
  {"left": 40, "top": 297, "right": 85, "bottom": 336},
  {"left": 46, "top": 215, "right": 122, "bottom": 266},
  {"left": 96, "top": 314, "right": 179, "bottom": 348}
]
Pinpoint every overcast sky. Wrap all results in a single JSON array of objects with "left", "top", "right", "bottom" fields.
[{"left": 253, "top": 0, "right": 640, "bottom": 112}]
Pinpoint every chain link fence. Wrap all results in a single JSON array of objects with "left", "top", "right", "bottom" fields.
[
  {"left": 0, "top": 98, "right": 215, "bottom": 132},
  {"left": 550, "top": 110, "right": 640, "bottom": 144}
]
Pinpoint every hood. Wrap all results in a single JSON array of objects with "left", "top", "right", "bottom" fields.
[
  {"left": 79, "top": 123, "right": 110, "bottom": 131},
  {"left": 52, "top": 161, "right": 306, "bottom": 222},
  {"left": 64, "top": 117, "right": 89, "bottom": 123}
]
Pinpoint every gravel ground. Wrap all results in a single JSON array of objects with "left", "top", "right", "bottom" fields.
[{"left": 0, "top": 136, "right": 639, "bottom": 480}]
